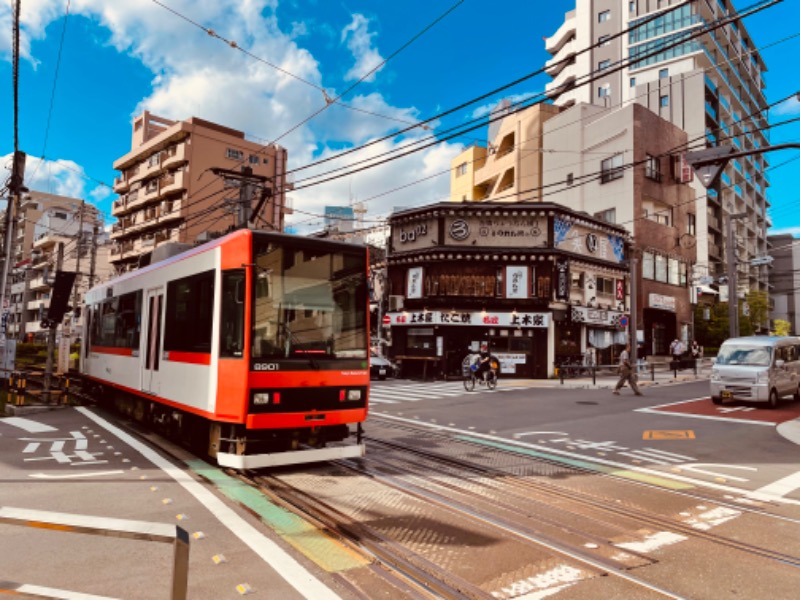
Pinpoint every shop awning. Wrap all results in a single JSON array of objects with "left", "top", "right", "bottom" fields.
[{"left": 698, "top": 285, "right": 718, "bottom": 295}]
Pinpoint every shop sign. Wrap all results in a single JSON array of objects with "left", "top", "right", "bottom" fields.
[
  {"left": 494, "top": 352, "right": 527, "bottom": 374},
  {"left": 570, "top": 305, "right": 627, "bottom": 326},
  {"left": 406, "top": 266, "right": 423, "bottom": 299},
  {"left": 391, "top": 219, "right": 437, "bottom": 250},
  {"left": 555, "top": 258, "right": 570, "bottom": 301},
  {"left": 649, "top": 293, "right": 676, "bottom": 311},
  {"left": 444, "top": 216, "right": 548, "bottom": 248},
  {"left": 553, "top": 217, "right": 626, "bottom": 264},
  {"left": 505, "top": 266, "right": 529, "bottom": 299},
  {"left": 385, "top": 310, "right": 550, "bottom": 328}
]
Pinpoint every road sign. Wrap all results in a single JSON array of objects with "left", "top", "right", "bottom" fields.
[
  {"left": 685, "top": 146, "right": 735, "bottom": 188},
  {"left": 698, "top": 276, "right": 714, "bottom": 285},
  {"left": 382, "top": 315, "right": 391, "bottom": 325},
  {"left": 618, "top": 315, "right": 629, "bottom": 328}
]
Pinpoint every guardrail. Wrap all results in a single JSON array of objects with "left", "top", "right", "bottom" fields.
[
  {"left": 0, "top": 506, "right": 190, "bottom": 600},
  {"left": 557, "top": 358, "right": 708, "bottom": 385}
]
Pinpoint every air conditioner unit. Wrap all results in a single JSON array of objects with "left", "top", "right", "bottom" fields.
[{"left": 388, "top": 295, "right": 404, "bottom": 311}]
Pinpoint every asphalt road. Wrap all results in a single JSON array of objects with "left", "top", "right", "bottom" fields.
[{"left": 368, "top": 378, "right": 800, "bottom": 510}]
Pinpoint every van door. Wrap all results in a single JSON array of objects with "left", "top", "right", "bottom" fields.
[
  {"left": 774, "top": 345, "right": 793, "bottom": 397},
  {"left": 141, "top": 288, "right": 164, "bottom": 394}
]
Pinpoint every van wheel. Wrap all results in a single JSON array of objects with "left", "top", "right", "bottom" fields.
[
  {"left": 711, "top": 396, "right": 723, "bottom": 405},
  {"left": 768, "top": 388, "right": 779, "bottom": 409}
]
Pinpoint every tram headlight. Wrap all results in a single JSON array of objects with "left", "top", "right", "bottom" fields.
[
  {"left": 253, "top": 392, "right": 271, "bottom": 405},
  {"left": 347, "top": 389, "right": 362, "bottom": 401}
]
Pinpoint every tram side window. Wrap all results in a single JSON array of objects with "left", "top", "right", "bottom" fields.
[
  {"left": 89, "top": 291, "right": 142, "bottom": 348},
  {"left": 220, "top": 269, "right": 245, "bottom": 357},
  {"left": 165, "top": 270, "right": 215, "bottom": 353}
]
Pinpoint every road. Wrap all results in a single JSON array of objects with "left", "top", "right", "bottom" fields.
[{"left": 368, "top": 377, "right": 800, "bottom": 509}]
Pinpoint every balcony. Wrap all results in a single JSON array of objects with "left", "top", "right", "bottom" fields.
[
  {"left": 160, "top": 143, "right": 186, "bottom": 169},
  {"left": 545, "top": 40, "right": 576, "bottom": 76},
  {"left": 544, "top": 12, "right": 576, "bottom": 54},
  {"left": 707, "top": 214, "right": 720, "bottom": 231},
  {"left": 708, "top": 243, "right": 721, "bottom": 259}
]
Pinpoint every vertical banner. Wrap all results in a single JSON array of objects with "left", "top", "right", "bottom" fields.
[
  {"left": 505, "top": 265, "right": 529, "bottom": 299},
  {"left": 555, "top": 258, "right": 570, "bottom": 301},
  {"left": 615, "top": 279, "right": 625, "bottom": 301},
  {"left": 406, "top": 266, "right": 424, "bottom": 299}
]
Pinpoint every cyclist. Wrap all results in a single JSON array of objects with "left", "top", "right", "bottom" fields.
[{"left": 475, "top": 343, "right": 493, "bottom": 382}]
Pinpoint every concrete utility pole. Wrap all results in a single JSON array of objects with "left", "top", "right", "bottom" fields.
[
  {"left": 726, "top": 211, "right": 748, "bottom": 339},
  {"left": 628, "top": 244, "right": 638, "bottom": 368},
  {"left": 43, "top": 242, "right": 64, "bottom": 403},
  {"left": 1, "top": 151, "right": 26, "bottom": 344},
  {"left": 209, "top": 167, "right": 270, "bottom": 231},
  {"left": 71, "top": 200, "right": 85, "bottom": 317},
  {"left": 88, "top": 224, "right": 98, "bottom": 288}
]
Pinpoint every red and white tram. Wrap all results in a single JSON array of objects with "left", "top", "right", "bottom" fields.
[{"left": 80, "top": 229, "right": 370, "bottom": 469}]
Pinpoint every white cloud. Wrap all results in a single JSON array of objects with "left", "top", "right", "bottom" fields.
[
  {"left": 7, "top": 1, "right": 463, "bottom": 234},
  {"left": 471, "top": 94, "right": 535, "bottom": 120},
  {"left": 774, "top": 96, "right": 800, "bottom": 116},
  {"left": 341, "top": 14, "right": 384, "bottom": 82}
]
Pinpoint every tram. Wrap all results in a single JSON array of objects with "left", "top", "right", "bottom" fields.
[{"left": 80, "top": 229, "right": 370, "bottom": 469}]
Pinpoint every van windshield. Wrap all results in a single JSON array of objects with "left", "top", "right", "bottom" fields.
[{"left": 715, "top": 344, "right": 772, "bottom": 366}]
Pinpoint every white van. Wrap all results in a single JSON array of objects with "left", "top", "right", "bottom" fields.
[{"left": 710, "top": 336, "right": 800, "bottom": 408}]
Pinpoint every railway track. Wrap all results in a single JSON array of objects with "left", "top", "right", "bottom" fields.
[{"left": 229, "top": 418, "right": 800, "bottom": 599}]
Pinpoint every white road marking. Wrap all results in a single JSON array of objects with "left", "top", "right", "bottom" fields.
[
  {"left": 684, "top": 507, "right": 741, "bottom": 531},
  {"left": 640, "top": 448, "right": 695, "bottom": 461},
  {"left": 2, "top": 417, "right": 58, "bottom": 433},
  {"left": 678, "top": 464, "right": 756, "bottom": 483},
  {"left": 747, "top": 470, "right": 800, "bottom": 502},
  {"left": 76, "top": 407, "right": 342, "bottom": 600},
  {"left": 618, "top": 452, "right": 673, "bottom": 466},
  {"left": 635, "top": 397, "right": 776, "bottom": 426},
  {"left": 30, "top": 471, "right": 124, "bottom": 479},
  {"left": 374, "top": 414, "right": 800, "bottom": 506},
  {"left": 614, "top": 531, "right": 688, "bottom": 553},
  {"left": 491, "top": 564, "right": 584, "bottom": 600}
]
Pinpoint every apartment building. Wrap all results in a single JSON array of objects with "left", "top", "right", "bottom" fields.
[
  {"left": 544, "top": 0, "right": 770, "bottom": 298},
  {"left": 450, "top": 102, "right": 561, "bottom": 202},
  {"left": 542, "top": 102, "right": 697, "bottom": 355},
  {"left": 110, "top": 112, "right": 291, "bottom": 272},
  {"left": 768, "top": 234, "right": 800, "bottom": 335},
  {"left": 4, "top": 191, "right": 112, "bottom": 341}
]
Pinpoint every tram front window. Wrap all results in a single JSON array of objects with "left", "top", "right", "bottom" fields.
[{"left": 250, "top": 238, "right": 368, "bottom": 360}]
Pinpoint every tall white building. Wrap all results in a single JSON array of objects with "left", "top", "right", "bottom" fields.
[{"left": 545, "top": 0, "right": 770, "bottom": 295}]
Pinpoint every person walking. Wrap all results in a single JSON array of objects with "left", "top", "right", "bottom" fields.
[{"left": 613, "top": 344, "right": 643, "bottom": 396}]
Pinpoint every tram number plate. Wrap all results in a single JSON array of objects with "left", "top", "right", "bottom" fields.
[{"left": 721, "top": 390, "right": 733, "bottom": 399}]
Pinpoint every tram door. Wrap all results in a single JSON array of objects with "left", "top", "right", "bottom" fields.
[{"left": 141, "top": 288, "right": 164, "bottom": 393}]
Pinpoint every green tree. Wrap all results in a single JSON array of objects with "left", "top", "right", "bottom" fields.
[
  {"left": 773, "top": 319, "right": 791, "bottom": 336},
  {"left": 694, "top": 303, "right": 729, "bottom": 348},
  {"left": 742, "top": 290, "right": 769, "bottom": 335}
]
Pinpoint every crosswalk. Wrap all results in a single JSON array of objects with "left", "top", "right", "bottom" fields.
[{"left": 368, "top": 379, "right": 530, "bottom": 405}]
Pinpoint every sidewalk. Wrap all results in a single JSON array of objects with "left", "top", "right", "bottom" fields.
[{"left": 0, "top": 404, "right": 355, "bottom": 600}]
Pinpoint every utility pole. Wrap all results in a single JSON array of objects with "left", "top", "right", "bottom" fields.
[
  {"left": 210, "top": 167, "right": 270, "bottom": 231},
  {"left": 726, "top": 211, "right": 748, "bottom": 339},
  {"left": 629, "top": 243, "right": 638, "bottom": 369},
  {"left": 88, "top": 224, "right": 98, "bottom": 288},
  {"left": 1, "top": 152, "right": 26, "bottom": 345},
  {"left": 43, "top": 242, "right": 64, "bottom": 403},
  {"left": 71, "top": 201, "right": 85, "bottom": 334}
]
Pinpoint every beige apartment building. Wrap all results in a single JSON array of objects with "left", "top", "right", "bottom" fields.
[
  {"left": 5, "top": 191, "right": 112, "bottom": 341},
  {"left": 110, "top": 112, "right": 291, "bottom": 272},
  {"left": 450, "top": 102, "right": 561, "bottom": 203},
  {"left": 542, "top": 102, "right": 697, "bottom": 355},
  {"left": 544, "top": 0, "right": 770, "bottom": 297}
]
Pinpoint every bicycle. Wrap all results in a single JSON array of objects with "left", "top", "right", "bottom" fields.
[{"left": 463, "top": 364, "right": 498, "bottom": 391}]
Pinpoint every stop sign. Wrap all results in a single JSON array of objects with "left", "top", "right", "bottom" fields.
[{"left": 382, "top": 315, "right": 391, "bottom": 325}]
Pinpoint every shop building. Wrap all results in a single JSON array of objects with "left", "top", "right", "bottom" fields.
[{"left": 384, "top": 202, "right": 629, "bottom": 379}]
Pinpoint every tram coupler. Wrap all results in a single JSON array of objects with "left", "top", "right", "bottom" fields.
[{"left": 356, "top": 422, "right": 364, "bottom": 445}]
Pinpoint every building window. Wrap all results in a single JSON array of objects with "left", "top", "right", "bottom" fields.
[
  {"left": 630, "top": 77, "right": 636, "bottom": 87},
  {"left": 629, "top": 1, "right": 636, "bottom": 12},
  {"left": 645, "top": 154, "right": 662, "bottom": 182},
  {"left": 660, "top": 95, "right": 670, "bottom": 107},
  {"left": 598, "top": 83, "right": 611, "bottom": 98},
  {"left": 599, "top": 35, "right": 610, "bottom": 46},
  {"left": 594, "top": 208, "right": 616, "bottom": 224},
  {"left": 249, "top": 154, "right": 260, "bottom": 164},
  {"left": 598, "top": 10, "right": 611, "bottom": 22},
  {"left": 643, "top": 251, "right": 655, "bottom": 279},
  {"left": 659, "top": 67, "right": 669, "bottom": 79},
  {"left": 600, "top": 154, "right": 624, "bottom": 183},
  {"left": 688, "top": 213, "right": 696, "bottom": 236},
  {"left": 226, "top": 148, "right": 244, "bottom": 160},
  {"left": 598, "top": 59, "right": 611, "bottom": 70},
  {"left": 455, "top": 162, "right": 467, "bottom": 177}
]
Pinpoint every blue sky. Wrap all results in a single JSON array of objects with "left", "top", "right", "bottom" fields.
[{"left": 1, "top": 0, "right": 798, "bottom": 238}]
